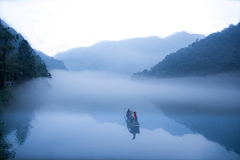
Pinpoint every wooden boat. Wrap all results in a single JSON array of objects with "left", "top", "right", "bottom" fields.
[{"left": 125, "top": 116, "right": 140, "bottom": 127}]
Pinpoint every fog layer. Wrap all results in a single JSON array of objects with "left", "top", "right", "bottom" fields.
[
  {"left": 14, "top": 70, "right": 240, "bottom": 115},
  {"left": 2, "top": 70, "right": 240, "bottom": 159}
]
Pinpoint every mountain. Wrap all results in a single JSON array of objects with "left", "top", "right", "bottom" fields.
[
  {"left": 54, "top": 33, "right": 205, "bottom": 74},
  {"left": 0, "top": 18, "right": 67, "bottom": 71},
  {"left": 35, "top": 51, "right": 67, "bottom": 71},
  {"left": 1, "top": 19, "right": 51, "bottom": 90},
  {"left": 0, "top": 18, "right": 24, "bottom": 50},
  {"left": 133, "top": 23, "right": 240, "bottom": 78}
]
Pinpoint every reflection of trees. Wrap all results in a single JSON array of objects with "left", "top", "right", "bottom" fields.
[
  {"left": 15, "top": 123, "right": 32, "bottom": 146},
  {"left": 0, "top": 104, "right": 35, "bottom": 158},
  {"left": 158, "top": 103, "right": 240, "bottom": 154},
  {"left": 1, "top": 110, "right": 34, "bottom": 144},
  {"left": 0, "top": 76, "right": 51, "bottom": 159},
  {"left": 0, "top": 136, "right": 16, "bottom": 160}
]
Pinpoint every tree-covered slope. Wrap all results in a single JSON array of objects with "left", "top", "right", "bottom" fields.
[
  {"left": 35, "top": 51, "right": 67, "bottom": 71},
  {"left": 0, "top": 22, "right": 51, "bottom": 85},
  {"left": 133, "top": 23, "right": 240, "bottom": 78},
  {"left": 0, "top": 18, "right": 67, "bottom": 71}
]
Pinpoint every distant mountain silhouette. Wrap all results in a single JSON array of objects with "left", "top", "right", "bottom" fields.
[
  {"left": 35, "top": 51, "right": 67, "bottom": 71},
  {"left": 133, "top": 23, "right": 240, "bottom": 78},
  {"left": 0, "top": 18, "right": 67, "bottom": 71},
  {"left": 54, "top": 33, "right": 205, "bottom": 74}
]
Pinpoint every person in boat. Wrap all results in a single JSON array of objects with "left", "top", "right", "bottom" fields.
[
  {"left": 134, "top": 111, "right": 138, "bottom": 125},
  {"left": 126, "top": 109, "right": 132, "bottom": 119}
]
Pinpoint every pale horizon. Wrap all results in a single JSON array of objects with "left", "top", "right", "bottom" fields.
[{"left": 1, "top": 0, "right": 240, "bottom": 56}]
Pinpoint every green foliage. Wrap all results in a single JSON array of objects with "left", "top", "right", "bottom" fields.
[
  {"left": 0, "top": 123, "right": 16, "bottom": 160},
  {"left": 0, "top": 24, "right": 17, "bottom": 90},
  {"left": 15, "top": 40, "right": 51, "bottom": 81},
  {"left": 133, "top": 23, "right": 240, "bottom": 78},
  {"left": 0, "top": 19, "right": 51, "bottom": 160},
  {"left": 0, "top": 87, "right": 15, "bottom": 107},
  {"left": 35, "top": 55, "right": 51, "bottom": 78},
  {"left": 16, "top": 39, "right": 37, "bottom": 81},
  {"left": 0, "top": 22, "right": 51, "bottom": 105},
  {"left": 36, "top": 51, "right": 67, "bottom": 71}
]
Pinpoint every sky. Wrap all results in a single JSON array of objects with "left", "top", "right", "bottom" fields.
[{"left": 0, "top": 0, "right": 240, "bottom": 56}]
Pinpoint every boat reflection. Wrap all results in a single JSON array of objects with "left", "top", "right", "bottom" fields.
[{"left": 125, "top": 116, "right": 140, "bottom": 140}]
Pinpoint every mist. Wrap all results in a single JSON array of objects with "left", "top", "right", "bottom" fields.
[
  {"left": 12, "top": 70, "right": 240, "bottom": 115},
  {"left": 54, "top": 33, "right": 206, "bottom": 75},
  {"left": 2, "top": 71, "right": 240, "bottom": 159}
]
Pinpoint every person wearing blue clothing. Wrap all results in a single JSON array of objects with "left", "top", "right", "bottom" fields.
[{"left": 126, "top": 109, "right": 131, "bottom": 119}]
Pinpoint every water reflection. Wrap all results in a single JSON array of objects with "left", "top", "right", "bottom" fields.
[
  {"left": 0, "top": 102, "right": 36, "bottom": 159},
  {"left": 126, "top": 120, "right": 140, "bottom": 140},
  {"left": 0, "top": 122, "right": 16, "bottom": 159},
  {"left": 0, "top": 136, "right": 16, "bottom": 159},
  {"left": 157, "top": 102, "right": 240, "bottom": 154},
  {"left": 1, "top": 109, "right": 34, "bottom": 146},
  {"left": 0, "top": 93, "right": 239, "bottom": 159},
  {"left": 1, "top": 71, "right": 240, "bottom": 159},
  {"left": 1, "top": 104, "right": 240, "bottom": 159}
]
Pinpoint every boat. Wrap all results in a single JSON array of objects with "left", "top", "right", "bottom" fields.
[
  {"left": 125, "top": 117, "right": 140, "bottom": 140},
  {"left": 125, "top": 114, "right": 140, "bottom": 127}
]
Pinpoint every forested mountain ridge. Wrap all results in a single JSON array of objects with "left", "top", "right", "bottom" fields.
[
  {"left": 54, "top": 32, "right": 205, "bottom": 74},
  {"left": 0, "top": 19, "right": 52, "bottom": 105},
  {"left": 0, "top": 19, "right": 67, "bottom": 71},
  {"left": 133, "top": 23, "right": 240, "bottom": 78}
]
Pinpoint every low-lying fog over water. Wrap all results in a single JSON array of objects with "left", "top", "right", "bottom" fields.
[{"left": 1, "top": 71, "right": 240, "bottom": 159}]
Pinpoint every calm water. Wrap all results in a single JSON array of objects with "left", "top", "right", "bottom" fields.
[{"left": 1, "top": 71, "right": 240, "bottom": 159}]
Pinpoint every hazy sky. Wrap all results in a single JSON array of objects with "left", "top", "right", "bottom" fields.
[{"left": 0, "top": 0, "right": 239, "bottom": 56}]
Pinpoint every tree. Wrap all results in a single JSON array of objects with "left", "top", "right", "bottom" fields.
[
  {"left": 133, "top": 22, "right": 240, "bottom": 78},
  {"left": 0, "top": 23, "right": 18, "bottom": 89},
  {"left": 35, "top": 55, "right": 51, "bottom": 78},
  {"left": 16, "top": 40, "right": 38, "bottom": 81},
  {"left": 0, "top": 22, "right": 51, "bottom": 105}
]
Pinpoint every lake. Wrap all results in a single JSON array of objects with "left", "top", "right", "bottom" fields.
[{"left": 1, "top": 71, "right": 240, "bottom": 159}]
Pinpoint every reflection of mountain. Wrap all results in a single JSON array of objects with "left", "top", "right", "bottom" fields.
[
  {"left": 0, "top": 106, "right": 34, "bottom": 159},
  {"left": 64, "top": 99, "right": 194, "bottom": 137},
  {"left": 0, "top": 108, "right": 34, "bottom": 146},
  {"left": 0, "top": 136, "right": 16, "bottom": 160},
  {"left": 0, "top": 80, "right": 51, "bottom": 158},
  {"left": 139, "top": 112, "right": 193, "bottom": 136},
  {"left": 158, "top": 103, "right": 240, "bottom": 154},
  {"left": 90, "top": 109, "right": 193, "bottom": 137}
]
